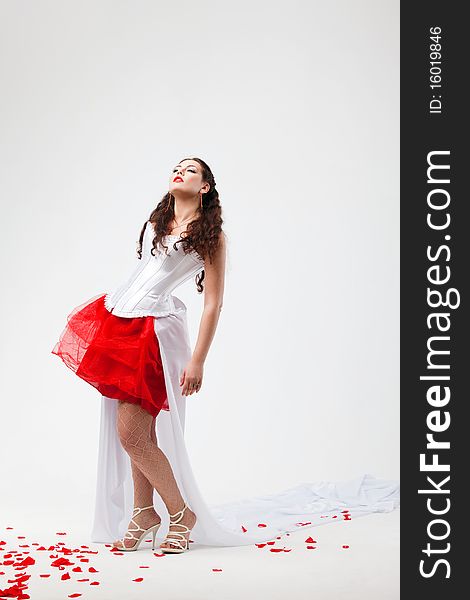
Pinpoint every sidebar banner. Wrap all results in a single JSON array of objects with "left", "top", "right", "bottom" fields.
[{"left": 401, "top": 2, "right": 467, "bottom": 596}]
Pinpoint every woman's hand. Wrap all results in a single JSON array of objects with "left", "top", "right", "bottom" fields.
[{"left": 180, "top": 359, "right": 204, "bottom": 396}]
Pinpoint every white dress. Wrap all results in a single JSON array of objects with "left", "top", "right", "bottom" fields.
[{"left": 90, "top": 221, "right": 400, "bottom": 547}]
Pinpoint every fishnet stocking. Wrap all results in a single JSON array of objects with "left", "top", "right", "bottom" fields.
[{"left": 115, "top": 400, "right": 196, "bottom": 550}]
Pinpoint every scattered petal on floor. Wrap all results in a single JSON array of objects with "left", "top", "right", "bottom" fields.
[{"left": 0, "top": 511, "right": 356, "bottom": 598}]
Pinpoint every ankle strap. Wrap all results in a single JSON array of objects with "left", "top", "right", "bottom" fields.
[
  {"left": 132, "top": 505, "right": 155, "bottom": 514},
  {"left": 169, "top": 503, "right": 188, "bottom": 522}
]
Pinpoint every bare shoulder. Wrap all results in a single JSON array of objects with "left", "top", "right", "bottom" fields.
[
  {"left": 218, "top": 230, "right": 227, "bottom": 250},
  {"left": 204, "top": 231, "right": 227, "bottom": 270}
]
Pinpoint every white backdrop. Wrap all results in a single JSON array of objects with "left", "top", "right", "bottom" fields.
[{"left": 0, "top": 0, "right": 399, "bottom": 527}]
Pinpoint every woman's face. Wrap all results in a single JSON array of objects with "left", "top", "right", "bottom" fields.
[{"left": 169, "top": 160, "right": 208, "bottom": 196}]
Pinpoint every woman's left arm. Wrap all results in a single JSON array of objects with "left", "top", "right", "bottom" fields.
[{"left": 180, "top": 232, "right": 227, "bottom": 397}]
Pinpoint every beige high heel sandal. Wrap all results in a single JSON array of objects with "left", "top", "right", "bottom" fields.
[
  {"left": 112, "top": 505, "right": 161, "bottom": 552},
  {"left": 160, "top": 503, "right": 193, "bottom": 554}
]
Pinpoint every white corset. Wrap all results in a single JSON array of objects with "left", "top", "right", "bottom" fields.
[{"left": 104, "top": 221, "right": 204, "bottom": 318}]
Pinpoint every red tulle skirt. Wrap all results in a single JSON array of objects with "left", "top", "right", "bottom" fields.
[{"left": 51, "top": 293, "right": 168, "bottom": 417}]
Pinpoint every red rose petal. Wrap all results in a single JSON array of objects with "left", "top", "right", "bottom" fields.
[
  {"left": 269, "top": 548, "right": 284, "bottom": 553},
  {"left": 212, "top": 568, "right": 223, "bottom": 572},
  {"left": 342, "top": 545, "right": 350, "bottom": 549},
  {"left": 51, "top": 558, "right": 73, "bottom": 567},
  {"left": 77, "top": 579, "right": 89, "bottom": 582},
  {"left": 72, "top": 567, "right": 82, "bottom": 573},
  {"left": 39, "top": 574, "right": 51, "bottom": 578},
  {"left": 241, "top": 526, "right": 247, "bottom": 532},
  {"left": 90, "top": 581, "right": 100, "bottom": 585},
  {"left": 88, "top": 567, "right": 98, "bottom": 573},
  {"left": 61, "top": 572, "right": 71, "bottom": 580},
  {"left": 305, "top": 537, "right": 315, "bottom": 543},
  {"left": 68, "top": 595, "right": 82, "bottom": 598},
  {"left": 307, "top": 545, "right": 316, "bottom": 549},
  {"left": 257, "top": 523, "right": 267, "bottom": 528},
  {"left": 133, "top": 577, "right": 144, "bottom": 582},
  {"left": 255, "top": 543, "right": 266, "bottom": 548}
]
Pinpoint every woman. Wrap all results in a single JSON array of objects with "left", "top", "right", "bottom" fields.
[
  {"left": 52, "top": 156, "right": 400, "bottom": 554},
  {"left": 52, "top": 156, "right": 227, "bottom": 553}
]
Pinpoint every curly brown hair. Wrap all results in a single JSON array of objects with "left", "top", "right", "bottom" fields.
[{"left": 136, "top": 157, "right": 224, "bottom": 293}]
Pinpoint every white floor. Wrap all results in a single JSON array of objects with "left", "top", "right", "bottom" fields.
[{"left": 1, "top": 507, "right": 399, "bottom": 599}]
